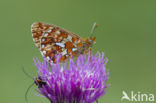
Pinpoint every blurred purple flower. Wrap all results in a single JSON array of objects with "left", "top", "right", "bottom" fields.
[{"left": 33, "top": 52, "right": 109, "bottom": 103}]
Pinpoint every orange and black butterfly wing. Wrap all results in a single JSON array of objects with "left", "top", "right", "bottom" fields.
[{"left": 31, "top": 22, "right": 85, "bottom": 63}]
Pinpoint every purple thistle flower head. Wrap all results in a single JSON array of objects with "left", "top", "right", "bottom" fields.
[{"left": 33, "top": 52, "right": 109, "bottom": 103}]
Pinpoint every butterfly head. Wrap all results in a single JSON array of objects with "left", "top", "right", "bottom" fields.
[
  {"left": 85, "top": 22, "right": 97, "bottom": 47},
  {"left": 85, "top": 36, "right": 96, "bottom": 47}
]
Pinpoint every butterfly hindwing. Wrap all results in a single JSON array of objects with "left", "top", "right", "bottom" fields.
[{"left": 32, "top": 22, "right": 89, "bottom": 63}]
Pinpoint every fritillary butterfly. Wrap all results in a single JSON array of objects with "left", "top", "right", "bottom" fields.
[{"left": 31, "top": 22, "right": 97, "bottom": 63}]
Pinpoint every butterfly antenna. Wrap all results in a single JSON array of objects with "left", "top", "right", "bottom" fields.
[
  {"left": 22, "top": 67, "right": 34, "bottom": 80},
  {"left": 90, "top": 22, "right": 98, "bottom": 37},
  {"left": 25, "top": 82, "right": 35, "bottom": 102}
]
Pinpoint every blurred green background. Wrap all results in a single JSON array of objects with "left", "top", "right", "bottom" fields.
[{"left": 0, "top": 0, "right": 156, "bottom": 103}]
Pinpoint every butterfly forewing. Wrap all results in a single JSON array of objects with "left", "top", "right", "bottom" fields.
[{"left": 31, "top": 22, "right": 90, "bottom": 63}]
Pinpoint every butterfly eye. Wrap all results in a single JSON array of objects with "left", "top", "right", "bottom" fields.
[{"left": 89, "top": 40, "right": 92, "bottom": 44}]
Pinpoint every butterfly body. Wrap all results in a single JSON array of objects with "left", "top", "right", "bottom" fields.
[{"left": 31, "top": 22, "right": 96, "bottom": 63}]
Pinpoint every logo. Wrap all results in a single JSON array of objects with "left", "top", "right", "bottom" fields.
[
  {"left": 31, "top": 22, "right": 97, "bottom": 63},
  {"left": 121, "top": 91, "right": 154, "bottom": 102}
]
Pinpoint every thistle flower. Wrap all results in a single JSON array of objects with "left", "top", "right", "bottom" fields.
[{"left": 33, "top": 52, "right": 109, "bottom": 103}]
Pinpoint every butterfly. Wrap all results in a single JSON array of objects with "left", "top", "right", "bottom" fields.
[{"left": 31, "top": 22, "right": 97, "bottom": 63}]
